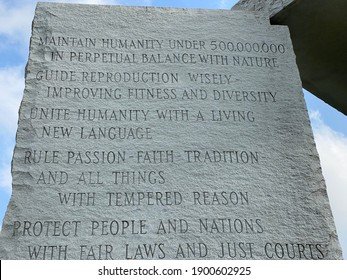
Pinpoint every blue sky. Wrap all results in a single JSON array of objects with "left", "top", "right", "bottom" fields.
[{"left": 0, "top": 0, "right": 346, "bottom": 259}]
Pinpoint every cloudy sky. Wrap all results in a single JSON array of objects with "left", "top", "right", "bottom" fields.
[{"left": 0, "top": 0, "right": 346, "bottom": 259}]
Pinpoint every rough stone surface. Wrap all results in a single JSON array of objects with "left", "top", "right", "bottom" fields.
[
  {"left": 0, "top": 3, "right": 342, "bottom": 259},
  {"left": 232, "top": 0, "right": 295, "bottom": 17},
  {"left": 233, "top": 0, "right": 347, "bottom": 115}
]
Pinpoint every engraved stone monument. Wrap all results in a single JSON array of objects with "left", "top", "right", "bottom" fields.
[{"left": 0, "top": 2, "right": 342, "bottom": 259}]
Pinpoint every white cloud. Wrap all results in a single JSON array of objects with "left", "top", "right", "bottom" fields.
[
  {"left": 309, "top": 110, "right": 347, "bottom": 258},
  {"left": 0, "top": 66, "right": 22, "bottom": 195},
  {"left": 117, "top": 0, "right": 153, "bottom": 5},
  {"left": 140, "top": 0, "right": 153, "bottom": 5},
  {"left": 219, "top": 0, "right": 236, "bottom": 9},
  {"left": 0, "top": 1, "right": 118, "bottom": 52},
  {"left": 219, "top": 0, "right": 228, "bottom": 8},
  {"left": 0, "top": 164, "right": 12, "bottom": 194},
  {"left": 0, "top": 66, "right": 24, "bottom": 133},
  {"left": 0, "top": 3, "right": 34, "bottom": 37},
  {"left": 0, "top": 2, "right": 34, "bottom": 52}
]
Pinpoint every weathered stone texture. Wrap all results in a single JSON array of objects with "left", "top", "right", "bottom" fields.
[
  {"left": 0, "top": 3, "right": 342, "bottom": 259},
  {"left": 232, "top": 0, "right": 295, "bottom": 17}
]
